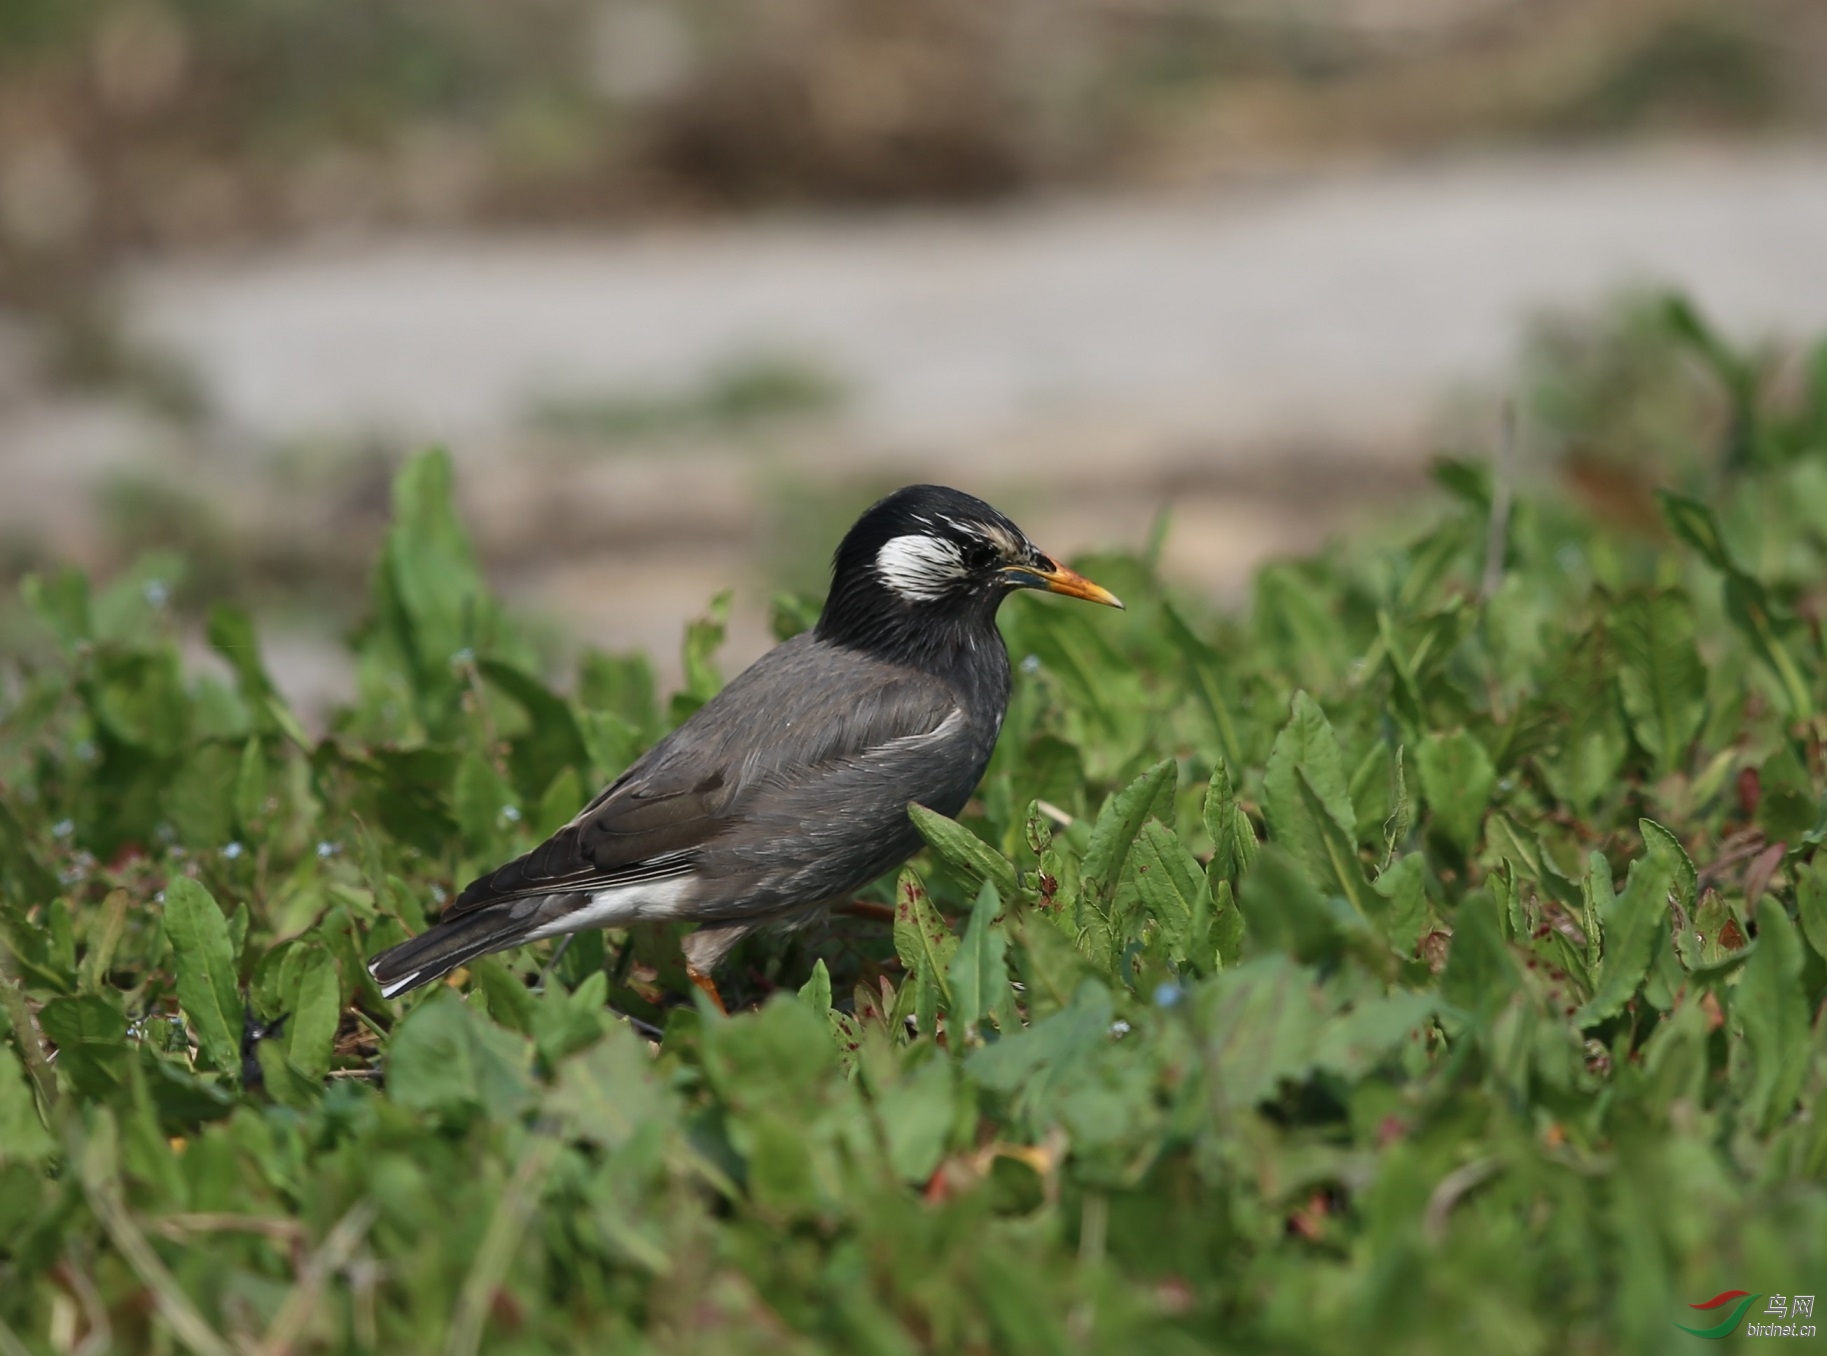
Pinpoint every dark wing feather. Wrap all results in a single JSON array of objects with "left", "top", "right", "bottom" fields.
[{"left": 440, "top": 632, "right": 962, "bottom": 918}]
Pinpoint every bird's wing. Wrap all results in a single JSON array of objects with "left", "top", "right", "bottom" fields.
[{"left": 438, "top": 634, "right": 961, "bottom": 918}]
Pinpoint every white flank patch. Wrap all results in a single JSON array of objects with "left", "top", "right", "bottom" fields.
[
  {"left": 526, "top": 874, "right": 696, "bottom": 941},
  {"left": 876, "top": 533, "right": 967, "bottom": 602},
  {"left": 377, "top": 969, "right": 422, "bottom": 1000}
]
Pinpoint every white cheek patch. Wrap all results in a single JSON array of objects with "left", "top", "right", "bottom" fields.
[{"left": 876, "top": 534, "right": 968, "bottom": 602}]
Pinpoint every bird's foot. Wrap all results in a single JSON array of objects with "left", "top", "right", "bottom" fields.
[
  {"left": 833, "top": 899, "right": 896, "bottom": 924},
  {"left": 685, "top": 963, "right": 728, "bottom": 1015}
]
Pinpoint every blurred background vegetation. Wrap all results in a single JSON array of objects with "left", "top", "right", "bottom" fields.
[{"left": 0, "top": 0, "right": 1824, "bottom": 716}]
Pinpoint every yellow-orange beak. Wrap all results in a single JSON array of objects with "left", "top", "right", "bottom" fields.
[{"left": 1002, "top": 559, "right": 1125, "bottom": 610}]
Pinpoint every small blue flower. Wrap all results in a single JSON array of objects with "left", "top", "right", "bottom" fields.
[
  {"left": 224, "top": 841, "right": 245, "bottom": 860},
  {"left": 1154, "top": 982, "right": 1183, "bottom": 1009},
  {"left": 52, "top": 818, "right": 75, "bottom": 839}
]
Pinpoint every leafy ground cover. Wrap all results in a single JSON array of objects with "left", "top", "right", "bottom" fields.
[{"left": 4, "top": 300, "right": 1827, "bottom": 1353}]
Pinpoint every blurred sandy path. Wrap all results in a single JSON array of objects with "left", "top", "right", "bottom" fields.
[
  {"left": 8, "top": 145, "right": 1827, "bottom": 714},
  {"left": 132, "top": 146, "right": 1827, "bottom": 457}
]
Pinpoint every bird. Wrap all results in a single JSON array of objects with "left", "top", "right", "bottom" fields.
[{"left": 366, "top": 484, "right": 1122, "bottom": 1010}]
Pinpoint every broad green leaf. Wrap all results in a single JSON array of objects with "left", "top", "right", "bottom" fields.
[
  {"left": 893, "top": 869, "right": 957, "bottom": 1035},
  {"left": 875, "top": 1054, "right": 956, "bottom": 1183},
  {"left": 1238, "top": 845, "right": 1354, "bottom": 965},
  {"left": 1372, "top": 853, "right": 1429, "bottom": 955},
  {"left": 19, "top": 566, "right": 90, "bottom": 652},
  {"left": 163, "top": 877, "right": 243, "bottom": 1083},
  {"left": 1440, "top": 892, "right": 1519, "bottom": 1025},
  {"left": 1576, "top": 851, "right": 1674, "bottom": 1026},
  {"left": 284, "top": 945, "right": 341, "bottom": 1081},
  {"left": 386, "top": 988, "right": 532, "bottom": 1122},
  {"left": 1081, "top": 758, "right": 1177, "bottom": 902},
  {"left": 1314, "top": 992, "right": 1436, "bottom": 1077},
  {"left": 1638, "top": 817, "right": 1697, "bottom": 912},
  {"left": 1657, "top": 489, "right": 1737, "bottom": 571},
  {"left": 382, "top": 449, "right": 492, "bottom": 701},
  {"left": 798, "top": 958, "right": 833, "bottom": 1014},
  {"left": 1295, "top": 767, "right": 1377, "bottom": 920},
  {"left": 453, "top": 750, "right": 518, "bottom": 858},
  {"left": 908, "top": 803, "right": 1018, "bottom": 900},
  {"left": 548, "top": 1023, "right": 677, "bottom": 1153},
  {"left": 1263, "top": 693, "right": 1356, "bottom": 885},
  {"left": 947, "top": 882, "right": 1009, "bottom": 1038},
  {"left": 206, "top": 604, "right": 282, "bottom": 729},
  {"left": 1734, "top": 901, "right": 1810, "bottom": 1131},
  {"left": 38, "top": 994, "right": 128, "bottom": 1099},
  {"left": 1197, "top": 956, "right": 1325, "bottom": 1117},
  {"left": 0, "top": 1043, "right": 55, "bottom": 1164},
  {"left": 1415, "top": 730, "right": 1495, "bottom": 852},
  {"left": 234, "top": 736, "right": 268, "bottom": 836},
  {"left": 1797, "top": 855, "right": 1827, "bottom": 963},
  {"left": 1203, "top": 761, "right": 1258, "bottom": 889},
  {"left": 1612, "top": 590, "right": 1705, "bottom": 773},
  {"left": 1127, "top": 820, "right": 1212, "bottom": 966},
  {"left": 1384, "top": 744, "right": 1411, "bottom": 863},
  {"left": 679, "top": 590, "right": 732, "bottom": 707},
  {"left": 968, "top": 979, "right": 1112, "bottom": 1097}
]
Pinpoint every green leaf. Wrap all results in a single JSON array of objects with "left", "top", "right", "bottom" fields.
[
  {"left": 1612, "top": 590, "right": 1706, "bottom": 773},
  {"left": 893, "top": 869, "right": 957, "bottom": 1035},
  {"left": 1372, "top": 853, "right": 1430, "bottom": 955},
  {"left": 1263, "top": 693, "right": 1356, "bottom": 885},
  {"left": 206, "top": 604, "right": 283, "bottom": 730},
  {"left": 1657, "top": 489, "right": 1739, "bottom": 572},
  {"left": 1082, "top": 758, "right": 1177, "bottom": 902},
  {"left": 908, "top": 803, "right": 1018, "bottom": 901},
  {"left": 163, "top": 877, "right": 243, "bottom": 1083},
  {"left": 947, "top": 882, "right": 1009, "bottom": 1038},
  {"left": 967, "top": 979, "right": 1112, "bottom": 1096},
  {"left": 1127, "top": 820, "right": 1212, "bottom": 966},
  {"left": 548, "top": 1023, "right": 678, "bottom": 1153},
  {"left": 1415, "top": 730, "right": 1495, "bottom": 852},
  {"left": 1203, "top": 761, "right": 1258, "bottom": 889},
  {"left": 284, "top": 945, "right": 341, "bottom": 1081},
  {"left": 678, "top": 590, "right": 732, "bottom": 710},
  {"left": 1384, "top": 744, "right": 1411, "bottom": 862},
  {"left": 234, "top": 736, "right": 268, "bottom": 836},
  {"left": 453, "top": 750, "right": 519, "bottom": 858},
  {"left": 1196, "top": 956, "right": 1325, "bottom": 1117},
  {"left": 382, "top": 449, "right": 493, "bottom": 701},
  {"left": 1295, "top": 766, "right": 1377, "bottom": 920},
  {"left": 875, "top": 1054, "right": 956, "bottom": 1184},
  {"left": 1576, "top": 850, "right": 1674, "bottom": 1026},
  {"left": 798, "top": 958, "right": 833, "bottom": 1015},
  {"left": 386, "top": 988, "right": 532, "bottom": 1122},
  {"left": 1440, "top": 892, "right": 1519, "bottom": 1025},
  {"left": 0, "top": 1042, "right": 55, "bottom": 1164},
  {"left": 39, "top": 994, "right": 128, "bottom": 1099},
  {"left": 1638, "top": 817, "right": 1697, "bottom": 912},
  {"left": 20, "top": 566, "right": 91, "bottom": 652},
  {"left": 1734, "top": 901, "right": 1810, "bottom": 1131},
  {"left": 1797, "top": 855, "right": 1827, "bottom": 963},
  {"left": 1238, "top": 845, "right": 1354, "bottom": 965}
]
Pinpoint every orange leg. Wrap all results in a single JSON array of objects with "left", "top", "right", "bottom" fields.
[
  {"left": 685, "top": 963, "right": 728, "bottom": 1015},
  {"left": 833, "top": 899, "right": 896, "bottom": 924}
]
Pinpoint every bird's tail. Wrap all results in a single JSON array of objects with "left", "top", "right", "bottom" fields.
[{"left": 367, "top": 903, "right": 548, "bottom": 999}]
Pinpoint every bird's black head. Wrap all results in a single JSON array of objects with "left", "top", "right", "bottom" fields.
[{"left": 815, "top": 485, "right": 1122, "bottom": 664}]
